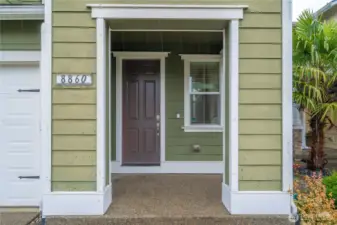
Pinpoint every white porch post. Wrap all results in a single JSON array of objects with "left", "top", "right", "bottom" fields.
[
  {"left": 96, "top": 17, "right": 106, "bottom": 194},
  {"left": 222, "top": 16, "right": 292, "bottom": 214},
  {"left": 228, "top": 20, "right": 239, "bottom": 193},
  {"left": 96, "top": 17, "right": 112, "bottom": 212},
  {"left": 222, "top": 19, "right": 239, "bottom": 213}
]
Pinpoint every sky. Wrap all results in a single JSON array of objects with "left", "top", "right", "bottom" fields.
[{"left": 293, "top": 0, "right": 331, "bottom": 21}]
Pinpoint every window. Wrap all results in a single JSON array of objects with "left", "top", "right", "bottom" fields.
[{"left": 180, "top": 54, "right": 223, "bottom": 132}]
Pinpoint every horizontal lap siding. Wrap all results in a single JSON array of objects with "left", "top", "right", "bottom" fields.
[
  {"left": 166, "top": 55, "right": 222, "bottom": 161},
  {"left": 238, "top": 3, "right": 282, "bottom": 191},
  {"left": 52, "top": 0, "right": 97, "bottom": 191},
  {"left": 0, "top": 20, "right": 41, "bottom": 50}
]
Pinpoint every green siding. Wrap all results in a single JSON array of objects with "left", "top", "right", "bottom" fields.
[
  {"left": 52, "top": 0, "right": 283, "bottom": 192},
  {"left": 238, "top": 1, "right": 282, "bottom": 191},
  {"left": 0, "top": 20, "right": 41, "bottom": 50},
  {"left": 110, "top": 33, "right": 223, "bottom": 162},
  {"left": 165, "top": 55, "right": 222, "bottom": 161},
  {"left": 52, "top": 0, "right": 97, "bottom": 191}
]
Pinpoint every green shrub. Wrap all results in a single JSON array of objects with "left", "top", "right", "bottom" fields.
[{"left": 323, "top": 171, "right": 337, "bottom": 208}]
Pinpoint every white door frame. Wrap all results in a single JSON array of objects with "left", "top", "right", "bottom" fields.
[{"left": 112, "top": 51, "right": 169, "bottom": 166}]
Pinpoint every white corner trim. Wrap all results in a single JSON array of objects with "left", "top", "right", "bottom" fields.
[
  {"left": 111, "top": 161, "right": 223, "bottom": 174},
  {"left": 42, "top": 185, "right": 112, "bottom": 216},
  {"left": 108, "top": 27, "right": 112, "bottom": 184},
  {"left": 0, "top": 5, "right": 44, "bottom": 20},
  {"left": 96, "top": 18, "right": 107, "bottom": 193},
  {"left": 112, "top": 51, "right": 170, "bottom": 59},
  {"left": 221, "top": 30, "right": 227, "bottom": 183},
  {"left": 114, "top": 51, "right": 169, "bottom": 164},
  {"left": 222, "top": 184, "right": 291, "bottom": 215},
  {"left": 41, "top": 0, "right": 52, "bottom": 208},
  {"left": 179, "top": 54, "right": 221, "bottom": 61},
  {"left": 88, "top": 4, "right": 247, "bottom": 20},
  {"left": 0, "top": 51, "right": 40, "bottom": 64},
  {"left": 228, "top": 20, "right": 239, "bottom": 192},
  {"left": 282, "top": 0, "right": 293, "bottom": 192}
]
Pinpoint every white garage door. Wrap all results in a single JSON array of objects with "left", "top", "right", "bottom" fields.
[{"left": 0, "top": 65, "right": 41, "bottom": 206}]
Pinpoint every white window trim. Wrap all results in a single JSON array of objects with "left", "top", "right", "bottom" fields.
[{"left": 180, "top": 54, "right": 223, "bottom": 132}]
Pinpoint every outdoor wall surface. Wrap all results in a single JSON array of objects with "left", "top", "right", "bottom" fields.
[{"left": 51, "top": 0, "right": 283, "bottom": 192}]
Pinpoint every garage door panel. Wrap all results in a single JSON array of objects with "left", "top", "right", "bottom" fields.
[
  {"left": 0, "top": 65, "right": 40, "bottom": 94},
  {"left": 0, "top": 65, "right": 41, "bottom": 206}
]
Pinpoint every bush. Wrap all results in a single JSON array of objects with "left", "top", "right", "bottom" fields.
[
  {"left": 323, "top": 171, "right": 337, "bottom": 208},
  {"left": 293, "top": 172, "right": 337, "bottom": 224}
]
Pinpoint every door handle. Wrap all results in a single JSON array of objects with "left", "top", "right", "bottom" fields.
[{"left": 156, "top": 115, "right": 160, "bottom": 121}]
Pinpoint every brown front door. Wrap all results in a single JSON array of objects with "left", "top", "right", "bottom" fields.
[{"left": 122, "top": 60, "right": 161, "bottom": 165}]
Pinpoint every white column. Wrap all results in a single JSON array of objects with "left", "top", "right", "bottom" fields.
[
  {"left": 96, "top": 17, "right": 106, "bottom": 194},
  {"left": 222, "top": 19, "right": 239, "bottom": 213},
  {"left": 228, "top": 20, "right": 239, "bottom": 193},
  {"left": 222, "top": 16, "right": 291, "bottom": 215}
]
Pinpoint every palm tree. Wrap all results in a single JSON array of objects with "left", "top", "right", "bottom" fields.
[{"left": 293, "top": 10, "right": 337, "bottom": 170}]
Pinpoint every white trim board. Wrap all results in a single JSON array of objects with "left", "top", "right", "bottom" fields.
[
  {"left": 222, "top": 184, "right": 291, "bottom": 215},
  {"left": 0, "top": 5, "right": 44, "bottom": 20},
  {"left": 41, "top": 0, "right": 52, "bottom": 206},
  {"left": 228, "top": 20, "right": 239, "bottom": 192},
  {"left": 0, "top": 51, "right": 40, "bottom": 65},
  {"left": 88, "top": 4, "right": 247, "bottom": 20},
  {"left": 282, "top": 0, "right": 293, "bottom": 193},
  {"left": 96, "top": 18, "right": 107, "bottom": 193},
  {"left": 42, "top": 184, "right": 112, "bottom": 216},
  {"left": 113, "top": 51, "right": 169, "bottom": 164},
  {"left": 111, "top": 161, "right": 223, "bottom": 174}
]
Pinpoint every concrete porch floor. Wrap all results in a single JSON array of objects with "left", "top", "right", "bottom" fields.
[
  {"left": 47, "top": 174, "right": 291, "bottom": 225},
  {"left": 108, "top": 174, "right": 229, "bottom": 217}
]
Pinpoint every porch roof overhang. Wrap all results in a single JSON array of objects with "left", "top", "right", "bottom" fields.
[
  {"left": 0, "top": 5, "right": 44, "bottom": 20},
  {"left": 87, "top": 4, "right": 248, "bottom": 20}
]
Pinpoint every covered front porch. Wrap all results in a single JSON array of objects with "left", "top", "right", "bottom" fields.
[
  {"left": 41, "top": 3, "right": 292, "bottom": 218},
  {"left": 46, "top": 175, "right": 290, "bottom": 225}
]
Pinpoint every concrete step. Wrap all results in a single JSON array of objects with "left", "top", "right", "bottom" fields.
[{"left": 46, "top": 216, "right": 292, "bottom": 225}]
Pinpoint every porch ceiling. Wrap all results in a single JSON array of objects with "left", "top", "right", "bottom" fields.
[{"left": 108, "top": 19, "right": 228, "bottom": 31}]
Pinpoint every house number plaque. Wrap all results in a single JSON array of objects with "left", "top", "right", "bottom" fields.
[{"left": 56, "top": 74, "right": 92, "bottom": 86}]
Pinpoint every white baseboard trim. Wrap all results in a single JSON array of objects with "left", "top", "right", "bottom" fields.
[
  {"left": 111, "top": 161, "right": 223, "bottom": 174},
  {"left": 222, "top": 183, "right": 291, "bottom": 215},
  {"left": 42, "top": 184, "right": 112, "bottom": 216}
]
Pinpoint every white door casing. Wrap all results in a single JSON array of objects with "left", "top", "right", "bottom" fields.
[{"left": 0, "top": 65, "right": 41, "bottom": 206}]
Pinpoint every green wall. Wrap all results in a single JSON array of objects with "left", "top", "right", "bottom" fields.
[
  {"left": 52, "top": 0, "right": 283, "bottom": 192},
  {"left": 110, "top": 32, "right": 223, "bottom": 162}
]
